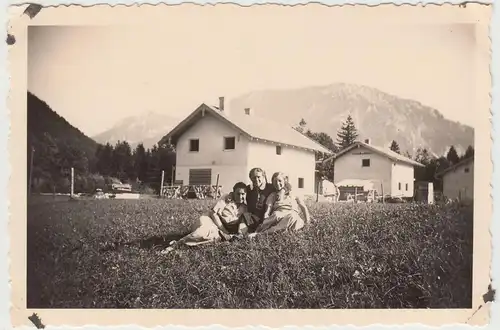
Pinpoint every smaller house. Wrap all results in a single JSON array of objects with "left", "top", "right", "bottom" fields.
[
  {"left": 322, "top": 139, "right": 424, "bottom": 198},
  {"left": 435, "top": 156, "right": 474, "bottom": 202}
]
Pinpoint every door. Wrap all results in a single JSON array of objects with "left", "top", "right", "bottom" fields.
[{"left": 189, "top": 168, "right": 212, "bottom": 185}]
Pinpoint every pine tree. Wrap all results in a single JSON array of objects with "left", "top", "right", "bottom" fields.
[
  {"left": 463, "top": 145, "right": 474, "bottom": 159},
  {"left": 389, "top": 140, "right": 401, "bottom": 154},
  {"left": 446, "top": 145, "right": 460, "bottom": 165},
  {"left": 336, "top": 115, "right": 359, "bottom": 149},
  {"left": 294, "top": 118, "right": 308, "bottom": 134},
  {"left": 112, "top": 141, "right": 134, "bottom": 182},
  {"left": 414, "top": 147, "right": 432, "bottom": 166},
  {"left": 95, "top": 143, "right": 114, "bottom": 176},
  {"left": 134, "top": 143, "right": 148, "bottom": 182},
  {"left": 306, "top": 131, "right": 338, "bottom": 153}
]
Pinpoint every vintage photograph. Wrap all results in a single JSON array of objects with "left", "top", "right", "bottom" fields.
[{"left": 7, "top": 2, "right": 493, "bottom": 327}]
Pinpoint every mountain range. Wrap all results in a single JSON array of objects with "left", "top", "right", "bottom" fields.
[
  {"left": 93, "top": 112, "right": 180, "bottom": 149},
  {"left": 230, "top": 83, "right": 474, "bottom": 157},
  {"left": 89, "top": 83, "right": 474, "bottom": 156}
]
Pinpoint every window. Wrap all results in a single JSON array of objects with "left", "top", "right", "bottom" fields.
[
  {"left": 362, "top": 159, "right": 370, "bottom": 167},
  {"left": 298, "top": 178, "right": 304, "bottom": 189},
  {"left": 398, "top": 182, "right": 402, "bottom": 190},
  {"left": 224, "top": 137, "right": 236, "bottom": 150},
  {"left": 405, "top": 183, "right": 408, "bottom": 191},
  {"left": 189, "top": 139, "right": 199, "bottom": 152},
  {"left": 464, "top": 167, "right": 470, "bottom": 173},
  {"left": 276, "top": 145, "right": 282, "bottom": 155}
]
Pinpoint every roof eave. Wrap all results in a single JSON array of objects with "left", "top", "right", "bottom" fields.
[
  {"left": 158, "top": 104, "right": 209, "bottom": 146},
  {"left": 435, "top": 157, "right": 474, "bottom": 177},
  {"left": 249, "top": 136, "right": 333, "bottom": 154}
]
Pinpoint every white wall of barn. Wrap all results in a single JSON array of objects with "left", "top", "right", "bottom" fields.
[
  {"left": 442, "top": 160, "right": 474, "bottom": 201},
  {"left": 390, "top": 162, "right": 416, "bottom": 198},
  {"left": 333, "top": 146, "right": 393, "bottom": 196},
  {"left": 246, "top": 141, "right": 317, "bottom": 195}
]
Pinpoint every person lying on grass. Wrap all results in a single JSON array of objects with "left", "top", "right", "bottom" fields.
[
  {"left": 250, "top": 172, "right": 312, "bottom": 236},
  {"left": 245, "top": 167, "right": 276, "bottom": 233},
  {"left": 161, "top": 182, "right": 253, "bottom": 254}
]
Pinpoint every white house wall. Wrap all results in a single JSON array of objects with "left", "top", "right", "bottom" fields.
[
  {"left": 246, "top": 141, "right": 316, "bottom": 195},
  {"left": 390, "top": 162, "right": 415, "bottom": 198},
  {"left": 442, "top": 160, "right": 474, "bottom": 201},
  {"left": 333, "top": 146, "right": 393, "bottom": 196},
  {"left": 176, "top": 114, "right": 250, "bottom": 167},
  {"left": 175, "top": 114, "right": 251, "bottom": 192}
]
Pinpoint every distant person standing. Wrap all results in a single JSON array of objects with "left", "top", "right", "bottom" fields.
[
  {"left": 245, "top": 168, "right": 275, "bottom": 232},
  {"left": 320, "top": 177, "right": 338, "bottom": 202}
]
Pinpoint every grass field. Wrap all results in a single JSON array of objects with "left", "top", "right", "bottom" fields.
[{"left": 27, "top": 196, "right": 473, "bottom": 309}]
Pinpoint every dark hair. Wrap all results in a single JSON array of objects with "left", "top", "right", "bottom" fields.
[{"left": 233, "top": 182, "right": 247, "bottom": 191}]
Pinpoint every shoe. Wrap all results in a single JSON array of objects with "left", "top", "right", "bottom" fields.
[{"left": 160, "top": 247, "right": 175, "bottom": 254}]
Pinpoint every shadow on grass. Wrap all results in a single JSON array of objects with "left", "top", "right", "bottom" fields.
[{"left": 99, "top": 232, "right": 191, "bottom": 252}]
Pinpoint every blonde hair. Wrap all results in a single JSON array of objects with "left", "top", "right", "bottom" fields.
[{"left": 271, "top": 172, "right": 292, "bottom": 194}]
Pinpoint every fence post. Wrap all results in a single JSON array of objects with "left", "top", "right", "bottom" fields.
[
  {"left": 215, "top": 174, "right": 220, "bottom": 198},
  {"left": 316, "top": 178, "right": 320, "bottom": 202},
  {"left": 160, "top": 170, "right": 165, "bottom": 197},
  {"left": 381, "top": 183, "right": 385, "bottom": 203},
  {"left": 428, "top": 182, "right": 434, "bottom": 204},
  {"left": 28, "top": 147, "right": 35, "bottom": 196},
  {"left": 70, "top": 167, "right": 74, "bottom": 197},
  {"left": 171, "top": 166, "right": 175, "bottom": 186}
]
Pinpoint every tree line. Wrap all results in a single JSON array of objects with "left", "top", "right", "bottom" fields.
[
  {"left": 294, "top": 114, "right": 474, "bottom": 190},
  {"left": 29, "top": 107, "right": 472, "bottom": 195},
  {"left": 30, "top": 138, "right": 176, "bottom": 194},
  {"left": 94, "top": 141, "right": 175, "bottom": 187}
]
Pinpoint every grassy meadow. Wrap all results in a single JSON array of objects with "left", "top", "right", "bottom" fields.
[{"left": 27, "top": 196, "right": 473, "bottom": 309}]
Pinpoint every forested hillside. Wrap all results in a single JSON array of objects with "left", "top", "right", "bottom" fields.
[
  {"left": 27, "top": 91, "right": 176, "bottom": 194},
  {"left": 27, "top": 91, "right": 99, "bottom": 192}
]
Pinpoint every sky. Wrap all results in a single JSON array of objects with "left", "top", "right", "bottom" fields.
[{"left": 28, "top": 17, "right": 479, "bottom": 137}]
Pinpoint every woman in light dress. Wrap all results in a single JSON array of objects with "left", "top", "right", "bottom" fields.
[{"left": 250, "top": 171, "right": 312, "bottom": 236}]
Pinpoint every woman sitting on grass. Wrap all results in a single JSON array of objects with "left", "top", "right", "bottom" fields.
[
  {"left": 245, "top": 167, "right": 276, "bottom": 232},
  {"left": 161, "top": 182, "right": 252, "bottom": 254},
  {"left": 250, "top": 172, "right": 312, "bottom": 236}
]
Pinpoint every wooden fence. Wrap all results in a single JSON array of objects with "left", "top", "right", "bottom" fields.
[{"left": 161, "top": 185, "right": 223, "bottom": 199}]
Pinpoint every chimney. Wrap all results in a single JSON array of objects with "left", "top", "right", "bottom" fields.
[
  {"left": 244, "top": 107, "right": 252, "bottom": 115},
  {"left": 364, "top": 138, "right": 371, "bottom": 144},
  {"left": 219, "top": 97, "right": 225, "bottom": 111}
]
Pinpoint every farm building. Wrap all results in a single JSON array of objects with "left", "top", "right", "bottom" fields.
[
  {"left": 436, "top": 156, "right": 474, "bottom": 202},
  {"left": 322, "top": 140, "right": 424, "bottom": 199},
  {"left": 158, "top": 97, "right": 332, "bottom": 195}
]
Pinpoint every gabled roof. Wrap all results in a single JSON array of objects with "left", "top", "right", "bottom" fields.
[
  {"left": 435, "top": 156, "right": 474, "bottom": 177},
  {"left": 158, "top": 103, "right": 333, "bottom": 154},
  {"left": 323, "top": 141, "right": 425, "bottom": 167}
]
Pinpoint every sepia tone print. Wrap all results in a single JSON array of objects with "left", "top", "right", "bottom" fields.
[{"left": 8, "top": 2, "right": 493, "bottom": 327}]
